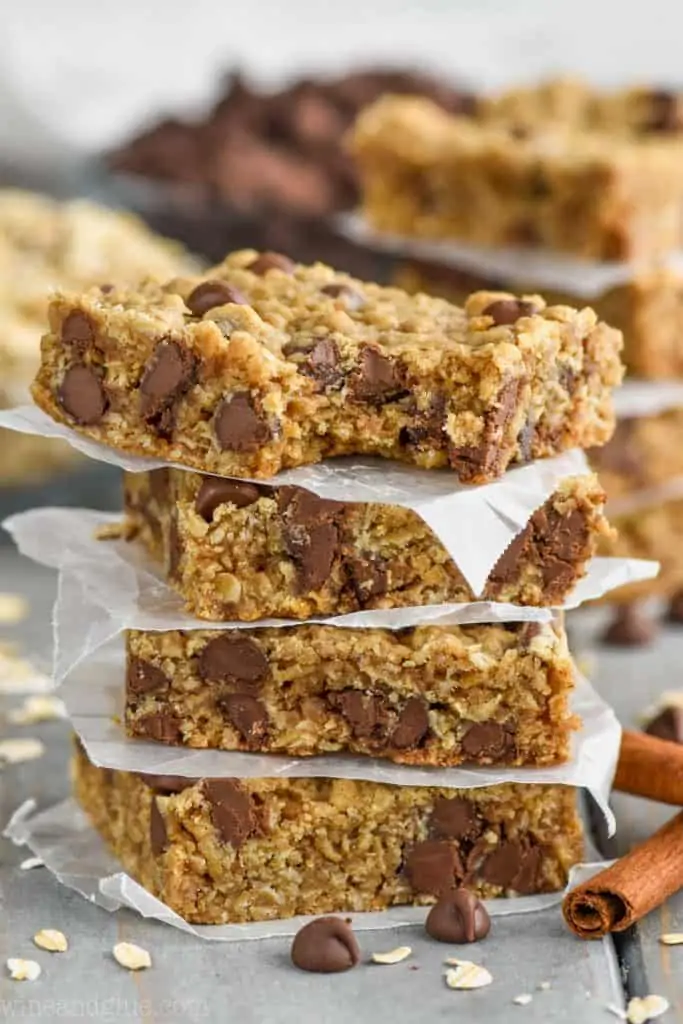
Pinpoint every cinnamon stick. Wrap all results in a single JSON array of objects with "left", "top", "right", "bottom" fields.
[
  {"left": 613, "top": 729, "right": 683, "bottom": 805},
  {"left": 563, "top": 809, "right": 683, "bottom": 939}
]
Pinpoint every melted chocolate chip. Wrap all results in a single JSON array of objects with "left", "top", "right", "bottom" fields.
[
  {"left": 219, "top": 693, "right": 269, "bottom": 743},
  {"left": 150, "top": 797, "right": 168, "bottom": 855},
  {"left": 186, "top": 280, "right": 248, "bottom": 316},
  {"left": 405, "top": 840, "right": 464, "bottom": 895},
  {"left": 449, "top": 378, "right": 521, "bottom": 482},
  {"left": 198, "top": 634, "right": 269, "bottom": 685},
  {"left": 58, "top": 364, "right": 107, "bottom": 425},
  {"left": 345, "top": 555, "right": 389, "bottom": 606},
  {"left": 478, "top": 840, "right": 541, "bottom": 893},
  {"left": 61, "top": 310, "right": 95, "bottom": 346},
  {"left": 400, "top": 392, "right": 448, "bottom": 453},
  {"left": 136, "top": 712, "right": 183, "bottom": 744},
  {"left": 461, "top": 722, "right": 516, "bottom": 762},
  {"left": 195, "top": 477, "right": 260, "bottom": 521},
  {"left": 291, "top": 917, "right": 361, "bottom": 973},
  {"left": 278, "top": 487, "right": 342, "bottom": 591},
  {"left": 127, "top": 656, "right": 170, "bottom": 696},
  {"left": 482, "top": 299, "right": 538, "bottom": 326},
  {"left": 247, "top": 252, "right": 295, "bottom": 275},
  {"left": 139, "top": 340, "right": 197, "bottom": 437},
  {"left": 425, "top": 889, "right": 491, "bottom": 943},
  {"left": 351, "top": 347, "right": 402, "bottom": 403},
  {"left": 330, "top": 690, "right": 390, "bottom": 741},
  {"left": 390, "top": 697, "right": 429, "bottom": 749},
  {"left": 203, "top": 778, "right": 259, "bottom": 847},
  {"left": 430, "top": 797, "right": 481, "bottom": 841},
  {"left": 214, "top": 393, "right": 271, "bottom": 452},
  {"left": 142, "top": 775, "right": 196, "bottom": 794},
  {"left": 301, "top": 338, "right": 344, "bottom": 390}
]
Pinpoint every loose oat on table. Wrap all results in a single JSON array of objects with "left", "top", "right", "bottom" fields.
[
  {"left": 371, "top": 946, "right": 412, "bottom": 965},
  {"left": 33, "top": 929, "right": 68, "bottom": 953},
  {"left": 6, "top": 958, "right": 41, "bottom": 981},
  {"left": 32, "top": 248, "right": 623, "bottom": 484},
  {"left": 659, "top": 933, "right": 683, "bottom": 945},
  {"left": 0, "top": 737, "right": 45, "bottom": 765},
  {"left": 513, "top": 993, "right": 533, "bottom": 1006},
  {"left": 626, "top": 994, "right": 670, "bottom": 1023},
  {"left": 0, "top": 594, "right": 28, "bottom": 624},
  {"left": 125, "top": 467, "right": 612, "bottom": 620},
  {"left": 7, "top": 695, "right": 67, "bottom": 725},
  {"left": 73, "top": 742, "right": 583, "bottom": 925},
  {"left": 112, "top": 942, "right": 152, "bottom": 971},
  {"left": 19, "top": 857, "right": 44, "bottom": 871},
  {"left": 444, "top": 961, "right": 493, "bottom": 989}
]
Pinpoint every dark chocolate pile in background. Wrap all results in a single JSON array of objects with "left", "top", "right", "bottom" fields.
[{"left": 106, "top": 68, "right": 474, "bottom": 274}]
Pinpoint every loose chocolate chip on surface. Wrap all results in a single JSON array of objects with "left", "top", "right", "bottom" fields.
[
  {"left": 247, "top": 252, "right": 295, "bottom": 275},
  {"left": 430, "top": 797, "right": 481, "bottom": 841},
  {"left": 186, "top": 280, "right": 248, "bottom": 316},
  {"left": 461, "top": 722, "right": 515, "bottom": 762},
  {"left": 425, "top": 889, "right": 491, "bottom": 943},
  {"left": 644, "top": 705, "right": 683, "bottom": 744},
  {"left": 600, "top": 604, "right": 658, "bottom": 647},
  {"left": 405, "top": 840, "right": 464, "bottom": 895},
  {"left": 137, "top": 712, "right": 183, "bottom": 745},
  {"left": 199, "top": 634, "right": 269, "bottom": 685},
  {"left": 291, "top": 917, "right": 361, "bottom": 973},
  {"left": 139, "top": 340, "right": 197, "bottom": 434},
  {"left": 320, "top": 283, "right": 365, "bottom": 309},
  {"left": 351, "top": 347, "right": 401, "bottom": 403},
  {"left": 214, "top": 393, "right": 271, "bottom": 452},
  {"left": 481, "top": 299, "right": 538, "bottom": 326},
  {"left": 150, "top": 797, "right": 168, "bottom": 856},
  {"left": 203, "top": 778, "right": 258, "bottom": 847},
  {"left": 219, "top": 693, "right": 269, "bottom": 742},
  {"left": 58, "top": 364, "right": 107, "bottom": 425},
  {"left": 391, "top": 697, "right": 429, "bottom": 749},
  {"left": 478, "top": 840, "right": 540, "bottom": 893},
  {"left": 301, "top": 338, "right": 344, "bottom": 390},
  {"left": 127, "top": 656, "right": 169, "bottom": 695},
  {"left": 195, "top": 477, "right": 260, "bottom": 521},
  {"left": 61, "top": 310, "right": 95, "bottom": 345}
]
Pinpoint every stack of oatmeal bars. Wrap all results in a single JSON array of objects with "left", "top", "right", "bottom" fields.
[
  {"left": 351, "top": 77, "right": 683, "bottom": 640},
  {"left": 24, "top": 249, "right": 626, "bottom": 925}
]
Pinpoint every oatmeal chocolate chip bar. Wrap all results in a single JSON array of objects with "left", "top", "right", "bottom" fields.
[
  {"left": 590, "top": 409, "right": 683, "bottom": 500},
  {"left": 73, "top": 743, "right": 583, "bottom": 924},
  {"left": 125, "top": 619, "right": 577, "bottom": 767},
  {"left": 32, "top": 249, "right": 622, "bottom": 484},
  {"left": 396, "top": 261, "right": 683, "bottom": 381},
  {"left": 350, "top": 95, "right": 683, "bottom": 261},
  {"left": 123, "top": 469, "right": 612, "bottom": 620}
]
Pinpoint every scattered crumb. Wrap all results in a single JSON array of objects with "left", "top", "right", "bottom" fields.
[
  {"left": 659, "top": 933, "right": 683, "bottom": 945},
  {"left": 538, "top": 981, "right": 551, "bottom": 991},
  {"left": 626, "top": 995, "right": 670, "bottom": 1024},
  {"left": 371, "top": 946, "right": 412, "bottom": 965},
  {"left": 6, "top": 958, "right": 41, "bottom": 981},
  {"left": 0, "top": 594, "right": 28, "bottom": 624},
  {"left": 112, "top": 942, "right": 152, "bottom": 971},
  {"left": 34, "top": 929, "right": 68, "bottom": 953},
  {"left": 444, "top": 961, "right": 493, "bottom": 990},
  {"left": 0, "top": 738, "right": 45, "bottom": 765},
  {"left": 20, "top": 857, "right": 44, "bottom": 871},
  {"left": 7, "top": 695, "right": 67, "bottom": 725},
  {"left": 409, "top": 965, "right": 419, "bottom": 971},
  {"left": 513, "top": 994, "right": 533, "bottom": 1006}
]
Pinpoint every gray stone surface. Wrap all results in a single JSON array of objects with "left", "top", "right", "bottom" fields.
[{"left": 2, "top": 549, "right": 681, "bottom": 1021}]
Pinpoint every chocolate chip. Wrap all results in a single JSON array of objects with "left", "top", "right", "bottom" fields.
[
  {"left": 391, "top": 697, "right": 429, "bottom": 749},
  {"left": 58, "top": 364, "right": 107, "bottom": 425},
  {"left": 667, "top": 588, "right": 683, "bottom": 625},
  {"left": 405, "top": 840, "right": 464, "bottom": 895},
  {"left": 351, "top": 347, "right": 402, "bottom": 403},
  {"left": 600, "top": 604, "right": 658, "bottom": 647},
  {"left": 142, "top": 775, "right": 196, "bottom": 794},
  {"left": 203, "top": 778, "right": 258, "bottom": 847},
  {"left": 331, "top": 690, "right": 390, "bottom": 740},
  {"left": 400, "top": 392, "right": 448, "bottom": 453},
  {"left": 481, "top": 299, "right": 538, "bottom": 326},
  {"left": 644, "top": 705, "right": 683, "bottom": 743},
  {"left": 461, "top": 722, "right": 515, "bottom": 762},
  {"left": 186, "top": 280, "right": 248, "bottom": 316},
  {"left": 291, "top": 917, "right": 361, "bottom": 973},
  {"left": 195, "top": 477, "right": 260, "bottom": 521},
  {"left": 139, "top": 340, "right": 198, "bottom": 436},
  {"left": 247, "top": 252, "right": 295, "bottom": 275},
  {"left": 150, "top": 797, "right": 167, "bottom": 856},
  {"left": 449, "top": 378, "right": 521, "bottom": 482},
  {"left": 127, "top": 656, "right": 169, "bottom": 695},
  {"left": 198, "top": 634, "right": 269, "bottom": 685},
  {"left": 61, "top": 310, "right": 95, "bottom": 345},
  {"left": 279, "top": 487, "right": 341, "bottom": 591},
  {"left": 478, "top": 840, "right": 540, "bottom": 892},
  {"left": 320, "top": 283, "right": 365, "bottom": 310},
  {"left": 425, "top": 889, "right": 491, "bottom": 943},
  {"left": 136, "top": 712, "right": 183, "bottom": 744},
  {"left": 219, "top": 693, "right": 269, "bottom": 743},
  {"left": 214, "top": 393, "right": 271, "bottom": 452},
  {"left": 300, "top": 338, "right": 344, "bottom": 390},
  {"left": 430, "top": 797, "right": 481, "bottom": 841},
  {"left": 645, "top": 90, "right": 682, "bottom": 132},
  {"left": 345, "top": 555, "right": 389, "bottom": 606}
]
